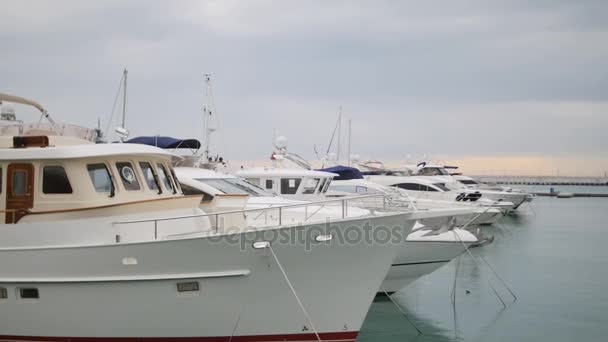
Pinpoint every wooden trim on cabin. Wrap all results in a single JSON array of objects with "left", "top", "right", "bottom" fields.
[{"left": 11, "top": 195, "right": 203, "bottom": 223}]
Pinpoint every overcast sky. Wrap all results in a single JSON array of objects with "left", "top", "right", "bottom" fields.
[{"left": 1, "top": 0, "right": 606, "bottom": 167}]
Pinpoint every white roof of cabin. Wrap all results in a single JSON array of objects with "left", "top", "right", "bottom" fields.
[
  {"left": 235, "top": 167, "right": 337, "bottom": 179},
  {"left": 366, "top": 175, "right": 443, "bottom": 186},
  {"left": 0, "top": 143, "right": 175, "bottom": 161}
]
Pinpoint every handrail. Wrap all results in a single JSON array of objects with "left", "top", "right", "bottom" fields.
[{"left": 112, "top": 193, "right": 401, "bottom": 226}]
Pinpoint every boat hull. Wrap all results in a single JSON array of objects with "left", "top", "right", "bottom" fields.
[
  {"left": 380, "top": 230, "right": 476, "bottom": 293},
  {"left": 0, "top": 214, "right": 410, "bottom": 340}
]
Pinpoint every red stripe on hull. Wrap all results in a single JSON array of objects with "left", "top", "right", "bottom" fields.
[{"left": 0, "top": 331, "right": 358, "bottom": 342}]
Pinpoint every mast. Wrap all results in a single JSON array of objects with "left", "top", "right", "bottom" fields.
[
  {"left": 347, "top": 118, "right": 352, "bottom": 167},
  {"left": 121, "top": 68, "right": 128, "bottom": 130},
  {"left": 337, "top": 106, "right": 342, "bottom": 162},
  {"left": 202, "top": 73, "right": 214, "bottom": 162}
]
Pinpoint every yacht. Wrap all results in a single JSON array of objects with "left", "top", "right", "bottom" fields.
[
  {"left": 364, "top": 174, "right": 515, "bottom": 215},
  {"left": 403, "top": 163, "right": 530, "bottom": 210},
  {"left": 0, "top": 94, "right": 418, "bottom": 341},
  {"left": 229, "top": 161, "right": 483, "bottom": 293},
  {"left": 324, "top": 166, "right": 504, "bottom": 227}
]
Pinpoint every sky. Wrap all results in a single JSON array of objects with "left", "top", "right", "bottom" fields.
[{"left": 1, "top": 0, "right": 607, "bottom": 176}]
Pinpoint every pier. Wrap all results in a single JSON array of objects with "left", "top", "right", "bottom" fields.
[{"left": 475, "top": 176, "right": 608, "bottom": 186}]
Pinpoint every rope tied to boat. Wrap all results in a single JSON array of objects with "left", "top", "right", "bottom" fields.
[{"left": 268, "top": 245, "right": 323, "bottom": 342}]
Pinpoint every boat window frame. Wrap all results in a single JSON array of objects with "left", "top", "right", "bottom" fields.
[
  {"left": 316, "top": 178, "right": 327, "bottom": 194},
  {"left": 302, "top": 178, "right": 320, "bottom": 195},
  {"left": 115, "top": 161, "right": 142, "bottom": 192},
  {"left": 322, "top": 178, "right": 332, "bottom": 193},
  {"left": 86, "top": 163, "right": 116, "bottom": 197},
  {"left": 169, "top": 167, "right": 182, "bottom": 194},
  {"left": 280, "top": 178, "right": 302, "bottom": 195},
  {"left": 138, "top": 161, "right": 162, "bottom": 194},
  {"left": 157, "top": 162, "right": 177, "bottom": 194},
  {"left": 41, "top": 164, "right": 74, "bottom": 195}
]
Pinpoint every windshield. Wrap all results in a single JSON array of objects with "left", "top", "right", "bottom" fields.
[
  {"left": 419, "top": 167, "right": 450, "bottom": 176},
  {"left": 195, "top": 178, "right": 275, "bottom": 197},
  {"left": 433, "top": 183, "right": 451, "bottom": 191}
]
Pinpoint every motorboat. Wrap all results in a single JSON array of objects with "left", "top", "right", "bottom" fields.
[
  {"left": 405, "top": 163, "right": 530, "bottom": 210},
  {"left": 365, "top": 174, "right": 515, "bottom": 216},
  {"left": 0, "top": 94, "right": 417, "bottom": 342},
  {"left": 229, "top": 163, "right": 480, "bottom": 294}
]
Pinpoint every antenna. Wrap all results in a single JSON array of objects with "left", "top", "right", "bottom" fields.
[
  {"left": 202, "top": 73, "right": 215, "bottom": 162},
  {"left": 121, "top": 68, "right": 127, "bottom": 130},
  {"left": 337, "top": 106, "right": 342, "bottom": 162},
  {"left": 347, "top": 118, "right": 352, "bottom": 166},
  {"left": 113, "top": 68, "right": 129, "bottom": 142}
]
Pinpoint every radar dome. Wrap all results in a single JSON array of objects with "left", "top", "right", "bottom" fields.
[{"left": 275, "top": 135, "right": 288, "bottom": 149}]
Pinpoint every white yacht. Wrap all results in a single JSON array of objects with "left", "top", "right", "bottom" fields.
[
  {"left": 228, "top": 166, "right": 479, "bottom": 293},
  {"left": 404, "top": 163, "right": 530, "bottom": 210},
  {"left": 364, "top": 174, "right": 515, "bottom": 215},
  {"left": 0, "top": 94, "right": 419, "bottom": 342},
  {"left": 328, "top": 177, "right": 503, "bottom": 227}
]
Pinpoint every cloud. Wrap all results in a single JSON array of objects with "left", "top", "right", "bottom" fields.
[{"left": 0, "top": 0, "right": 606, "bottom": 174}]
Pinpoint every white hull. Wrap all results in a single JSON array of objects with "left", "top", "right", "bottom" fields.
[
  {"left": 380, "top": 229, "right": 476, "bottom": 293},
  {"left": 0, "top": 214, "right": 411, "bottom": 341}
]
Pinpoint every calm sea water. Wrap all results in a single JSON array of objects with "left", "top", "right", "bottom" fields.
[{"left": 359, "top": 188, "right": 608, "bottom": 342}]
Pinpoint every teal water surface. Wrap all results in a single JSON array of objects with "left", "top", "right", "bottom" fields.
[{"left": 359, "top": 195, "right": 608, "bottom": 342}]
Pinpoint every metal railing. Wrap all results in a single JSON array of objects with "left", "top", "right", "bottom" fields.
[{"left": 112, "top": 193, "right": 409, "bottom": 237}]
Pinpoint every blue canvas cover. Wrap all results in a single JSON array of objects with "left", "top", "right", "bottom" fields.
[
  {"left": 317, "top": 165, "right": 364, "bottom": 180},
  {"left": 126, "top": 136, "right": 201, "bottom": 149}
]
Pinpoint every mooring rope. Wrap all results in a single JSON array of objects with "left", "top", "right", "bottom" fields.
[
  {"left": 383, "top": 291, "right": 423, "bottom": 335},
  {"left": 268, "top": 245, "right": 323, "bottom": 342},
  {"left": 452, "top": 230, "right": 508, "bottom": 309}
]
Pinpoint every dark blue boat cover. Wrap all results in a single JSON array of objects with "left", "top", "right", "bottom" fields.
[
  {"left": 126, "top": 136, "right": 201, "bottom": 149},
  {"left": 317, "top": 165, "right": 364, "bottom": 180}
]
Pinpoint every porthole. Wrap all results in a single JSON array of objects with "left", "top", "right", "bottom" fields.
[{"left": 120, "top": 166, "right": 136, "bottom": 184}]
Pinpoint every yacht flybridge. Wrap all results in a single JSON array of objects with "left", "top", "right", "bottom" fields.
[{"left": 0, "top": 94, "right": 422, "bottom": 341}]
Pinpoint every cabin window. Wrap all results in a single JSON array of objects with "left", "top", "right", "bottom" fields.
[
  {"left": 18, "top": 288, "right": 39, "bottom": 299},
  {"left": 12, "top": 171, "right": 27, "bottom": 196},
  {"left": 394, "top": 183, "right": 437, "bottom": 192},
  {"left": 116, "top": 162, "right": 141, "bottom": 191},
  {"left": 0, "top": 287, "right": 6, "bottom": 299},
  {"left": 139, "top": 162, "right": 160, "bottom": 192},
  {"left": 87, "top": 164, "right": 114, "bottom": 194},
  {"left": 265, "top": 179, "right": 273, "bottom": 190},
  {"left": 322, "top": 179, "right": 332, "bottom": 193},
  {"left": 280, "top": 178, "right": 301, "bottom": 195},
  {"left": 433, "top": 183, "right": 451, "bottom": 191},
  {"left": 170, "top": 168, "right": 182, "bottom": 193},
  {"left": 356, "top": 186, "right": 368, "bottom": 193},
  {"left": 302, "top": 178, "right": 320, "bottom": 194},
  {"left": 157, "top": 163, "right": 176, "bottom": 193},
  {"left": 42, "top": 166, "right": 73, "bottom": 194},
  {"left": 459, "top": 179, "right": 478, "bottom": 185},
  {"left": 317, "top": 178, "right": 326, "bottom": 193}
]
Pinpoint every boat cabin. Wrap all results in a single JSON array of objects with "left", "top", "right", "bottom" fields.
[
  {"left": 234, "top": 168, "right": 335, "bottom": 197},
  {"left": 0, "top": 136, "right": 185, "bottom": 223}
]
